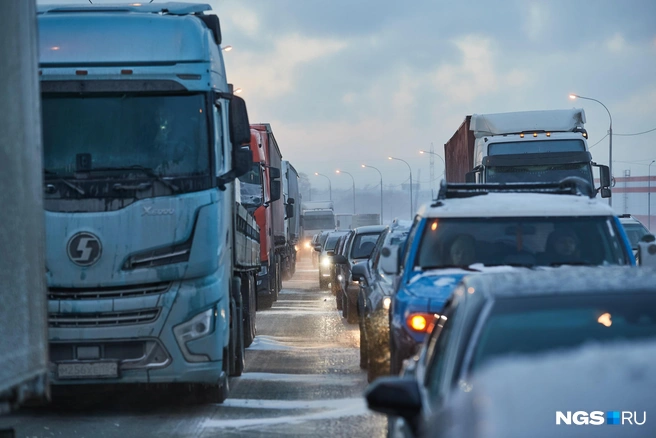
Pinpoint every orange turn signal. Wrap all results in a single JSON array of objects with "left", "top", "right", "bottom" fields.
[{"left": 406, "top": 314, "right": 430, "bottom": 332}]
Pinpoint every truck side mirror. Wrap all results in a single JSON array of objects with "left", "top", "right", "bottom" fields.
[
  {"left": 288, "top": 197, "right": 295, "bottom": 205},
  {"left": 600, "top": 187, "right": 611, "bottom": 198},
  {"left": 598, "top": 165, "right": 611, "bottom": 189},
  {"left": 638, "top": 234, "right": 656, "bottom": 267},
  {"left": 285, "top": 203, "right": 294, "bottom": 219},
  {"left": 233, "top": 146, "right": 252, "bottom": 179},
  {"left": 270, "top": 180, "right": 281, "bottom": 202},
  {"left": 465, "top": 172, "right": 476, "bottom": 183},
  {"left": 269, "top": 167, "right": 281, "bottom": 179},
  {"left": 227, "top": 95, "right": 250, "bottom": 146}
]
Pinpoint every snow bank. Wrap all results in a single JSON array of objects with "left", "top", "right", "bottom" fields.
[{"left": 429, "top": 340, "right": 656, "bottom": 438}]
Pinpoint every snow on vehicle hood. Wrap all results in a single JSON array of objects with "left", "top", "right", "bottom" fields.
[
  {"left": 431, "top": 340, "right": 656, "bottom": 438},
  {"left": 405, "top": 265, "right": 528, "bottom": 310}
]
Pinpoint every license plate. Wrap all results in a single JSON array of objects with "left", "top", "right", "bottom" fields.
[{"left": 57, "top": 362, "right": 119, "bottom": 379}]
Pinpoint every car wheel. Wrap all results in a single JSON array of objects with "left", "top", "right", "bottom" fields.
[
  {"left": 359, "top": 322, "right": 368, "bottom": 369},
  {"left": 336, "top": 289, "right": 343, "bottom": 311},
  {"left": 346, "top": 296, "right": 358, "bottom": 324}
]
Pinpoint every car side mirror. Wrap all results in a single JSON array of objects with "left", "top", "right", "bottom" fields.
[
  {"left": 331, "top": 254, "right": 348, "bottom": 264},
  {"left": 379, "top": 245, "right": 399, "bottom": 275},
  {"left": 351, "top": 263, "right": 367, "bottom": 282},
  {"left": 314, "top": 244, "right": 322, "bottom": 252},
  {"left": 364, "top": 377, "right": 422, "bottom": 433},
  {"left": 638, "top": 234, "right": 656, "bottom": 267}
]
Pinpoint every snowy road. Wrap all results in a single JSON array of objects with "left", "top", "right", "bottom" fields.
[{"left": 0, "top": 261, "right": 387, "bottom": 437}]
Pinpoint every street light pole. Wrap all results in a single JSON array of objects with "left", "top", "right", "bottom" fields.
[
  {"left": 336, "top": 170, "right": 356, "bottom": 214},
  {"left": 420, "top": 149, "right": 446, "bottom": 180},
  {"left": 649, "top": 160, "right": 655, "bottom": 231},
  {"left": 569, "top": 94, "right": 613, "bottom": 207},
  {"left": 314, "top": 172, "right": 332, "bottom": 201},
  {"left": 362, "top": 164, "right": 384, "bottom": 223},
  {"left": 389, "top": 156, "right": 413, "bottom": 219}
]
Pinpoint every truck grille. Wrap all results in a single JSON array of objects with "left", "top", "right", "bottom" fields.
[
  {"left": 48, "top": 282, "right": 171, "bottom": 300},
  {"left": 49, "top": 308, "right": 160, "bottom": 328}
]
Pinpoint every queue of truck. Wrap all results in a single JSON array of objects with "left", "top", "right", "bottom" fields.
[{"left": 2, "top": 2, "right": 306, "bottom": 412}]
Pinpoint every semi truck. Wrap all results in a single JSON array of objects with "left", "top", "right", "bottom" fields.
[
  {"left": 444, "top": 109, "right": 612, "bottom": 197},
  {"left": 1, "top": 0, "right": 49, "bottom": 417},
  {"left": 250, "top": 124, "right": 285, "bottom": 309},
  {"left": 281, "top": 160, "right": 301, "bottom": 277},
  {"left": 38, "top": 2, "right": 260, "bottom": 403}
]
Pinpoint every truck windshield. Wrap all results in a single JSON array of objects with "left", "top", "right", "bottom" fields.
[
  {"left": 486, "top": 163, "right": 592, "bottom": 184},
  {"left": 42, "top": 93, "right": 210, "bottom": 177},
  {"left": 304, "top": 215, "right": 335, "bottom": 230},
  {"left": 488, "top": 139, "right": 586, "bottom": 155},
  {"left": 240, "top": 163, "right": 263, "bottom": 208},
  {"left": 416, "top": 217, "right": 628, "bottom": 269},
  {"left": 471, "top": 294, "right": 656, "bottom": 371}
]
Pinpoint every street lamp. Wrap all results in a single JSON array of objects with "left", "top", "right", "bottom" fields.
[
  {"left": 389, "top": 156, "right": 413, "bottom": 219},
  {"left": 419, "top": 149, "right": 446, "bottom": 178},
  {"left": 222, "top": 45, "right": 233, "bottom": 52},
  {"left": 314, "top": 172, "right": 332, "bottom": 201},
  {"left": 569, "top": 93, "right": 613, "bottom": 206},
  {"left": 362, "top": 164, "right": 383, "bottom": 223},
  {"left": 336, "top": 170, "right": 356, "bottom": 214},
  {"left": 234, "top": 88, "right": 243, "bottom": 94},
  {"left": 649, "top": 160, "right": 655, "bottom": 231}
]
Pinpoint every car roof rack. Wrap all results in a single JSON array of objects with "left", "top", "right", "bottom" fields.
[{"left": 433, "top": 177, "right": 595, "bottom": 203}]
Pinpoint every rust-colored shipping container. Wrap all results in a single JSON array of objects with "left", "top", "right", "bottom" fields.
[{"left": 444, "top": 115, "right": 475, "bottom": 182}]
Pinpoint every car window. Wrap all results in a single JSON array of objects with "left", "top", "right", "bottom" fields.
[
  {"left": 369, "top": 229, "right": 389, "bottom": 272},
  {"left": 622, "top": 223, "right": 649, "bottom": 249},
  {"left": 401, "top": 216, "right": 422, "bottom": 273},
  {"left": 350, "top": 232, "right": 383, "bottom": 259},
  {"left": 470, "top": 293, "right": 656, "bottom": 372}
]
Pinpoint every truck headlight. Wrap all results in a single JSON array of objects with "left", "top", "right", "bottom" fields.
[
  {"left": 383, "top": 297, "right": 391, "bottom": 310},
  {"left": 173, "top": 308, "right": 213, "bottom": 362}
]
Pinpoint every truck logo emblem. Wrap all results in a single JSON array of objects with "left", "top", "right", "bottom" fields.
[
  {"left": 67, "top": 232, "right": 102, "bottom": 266},
  {"left": 142, "top": 206, "right": 175, "bottom": 216}
]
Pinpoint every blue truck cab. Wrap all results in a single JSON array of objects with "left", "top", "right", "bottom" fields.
[
  {"left": 38, "top": 3, "right": 258, "bottom": 403},
  {"left": 387, "top": 180, "right": 635, "bottom": 374}
]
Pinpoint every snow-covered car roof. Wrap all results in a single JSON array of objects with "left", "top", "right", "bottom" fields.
[
  {"left": 417, "top": 192, "right": 613, "bottom": 218},
  {"left": 430, "top": 340, "right": 656, "bottom": 438},
  {"left": 618, "top": 214, "right": 646, "bottom": 226},
  {"left": 462, "top": 265, "right": 654, "bottom": 299},
  {"left": 353, "top": 225, "right": 387, "bottom": 234}
]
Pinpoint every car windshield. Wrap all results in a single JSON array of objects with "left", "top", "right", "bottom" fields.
[
  {"left": 622, "top": 223, "right": 650, "bottom": 249},
  {"left": 42, "top": 93, "right": 210, "bottom": 177},
  {"left": 486, "top": 163, "right": 592, "bottom": 184},
  {"left": 324, "top": 235, "right": 344, "bottom": 251},
  {"left": 416, "top": 217, "right": 628, "bottom": 268},
  {"left": 351, "top": 232, "right": 383, "bottom": 259},
  {"left": 304, "top": 215, "right": 335, "bottom": 230},
  {"left": 471, "top": 294, "right": 656, "bottom": 371}
]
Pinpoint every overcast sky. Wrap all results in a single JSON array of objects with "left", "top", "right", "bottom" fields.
[{"left": 39, "top": 0, "right": 656, "bottom": 190}]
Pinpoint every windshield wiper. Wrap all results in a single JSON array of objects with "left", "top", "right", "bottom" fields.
[
  {"left": 420, "top": 264, "right": 481, "bottom": 272},
  {"left": 82, "top": 165, "right": 180, "bottom": 193},
  {"left": 44, "top": 170, "right": 85, "bottom": 195}
]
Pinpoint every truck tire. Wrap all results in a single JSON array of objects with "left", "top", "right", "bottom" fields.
[
  {"left": 257, "top": 292, "right": 273, "bottom": 310},
  {"left": 191, "top": 372, "right": 229, "bottom": 404},
  {"left": 242, "top": 274, "right": 256, "bottom": 348},
  {"left": 228, "top": 299, "right": 244, "bottom": 377}
]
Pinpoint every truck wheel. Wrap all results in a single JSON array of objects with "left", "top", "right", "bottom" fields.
[
  {"left": 257, "top": 292, "right": 273, "bottom": 310},
  {"left": 191, "top": 372, "right": 229, "bottom": 404},
  {"left": 242, "top": 274, "right": 256, "bottom": 348},
  {"left": 228, "top": 301, "right": 244, "bottom": 377},
  {"left": 341, "top": 293, "right": 348, "bottom": 318}
]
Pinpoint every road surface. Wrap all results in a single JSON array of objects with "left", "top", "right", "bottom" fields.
[{"left": 0, "top": 260, "right": 386, "bottom": 437}]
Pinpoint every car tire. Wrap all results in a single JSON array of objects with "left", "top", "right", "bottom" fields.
[
  {"left": 336, "top": 289, "right": 343, "bottom": 311},
  {"left": 359, "top": 322, "right": 368, "bottom": 369},
  {"left": 346, "top": 296, "right": 358, "bottom": 324}
]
